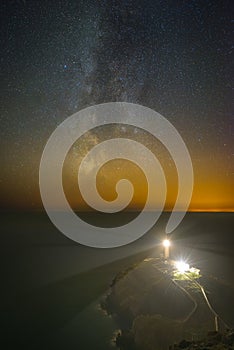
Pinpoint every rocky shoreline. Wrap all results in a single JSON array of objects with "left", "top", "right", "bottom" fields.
[{"left": 171, "top": 329, "right": 234, "bottom": 349}]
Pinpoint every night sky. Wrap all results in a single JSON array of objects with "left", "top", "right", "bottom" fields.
[{"left": 0, "top": 0, "right": 233, "bottom": 211}]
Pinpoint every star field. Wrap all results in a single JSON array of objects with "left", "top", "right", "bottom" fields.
[{"left": 0, "top": 0, "right": 233, "bottom": 210}]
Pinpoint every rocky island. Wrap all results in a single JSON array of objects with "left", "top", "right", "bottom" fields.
[{"left": 101, "top": 257, "right": 234, "bottom": 350}]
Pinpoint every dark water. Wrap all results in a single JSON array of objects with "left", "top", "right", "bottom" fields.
[{"left": 0, "top": 212, "right": 233, "bottom": 348}]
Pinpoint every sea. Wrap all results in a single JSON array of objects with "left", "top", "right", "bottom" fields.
[{"left": 0, "top": 211, "right": 233, "bottom": 349}]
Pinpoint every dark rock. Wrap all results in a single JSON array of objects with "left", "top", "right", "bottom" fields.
[
  {"left": 178, "top": 339, "right": 192, "bottom": 348},
  {"left": 206, "top": 330, "right": 222, "bottom": 343},
  {"left": 115, "top": 330, "right": 135, "bottom": 350},
  {"left": 172, "top": 329, "right": 234, "bottom": 349},
  {"left": 222, "top": 329, "right": 234, "bottom": 345},
  {"left": 207, "top": 330, "right": 219, "bottom": 337}
]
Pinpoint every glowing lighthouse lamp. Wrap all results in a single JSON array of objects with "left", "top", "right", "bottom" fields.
[
  {"left": 175, "top": 260, "right": 190, "bottom": 274},
  {"left": 162, "top": 238, "right": 171, "bottom": 260}
]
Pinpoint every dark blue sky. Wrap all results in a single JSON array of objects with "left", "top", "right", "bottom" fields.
[{"left": 0, "top": 0, "right": 233, "bottom": 209}]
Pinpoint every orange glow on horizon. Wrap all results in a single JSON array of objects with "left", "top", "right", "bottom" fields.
[{"left": 1, "top": 129, "right": 233, "bottom": 212}]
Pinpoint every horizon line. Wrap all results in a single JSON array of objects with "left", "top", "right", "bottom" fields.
[{"left": 1, "top": 209, "right": 233, "bottom": 213}]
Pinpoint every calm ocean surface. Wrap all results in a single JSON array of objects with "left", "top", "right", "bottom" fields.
[{"left": 1, "top": 212, "right": 233, "bottom": 348}]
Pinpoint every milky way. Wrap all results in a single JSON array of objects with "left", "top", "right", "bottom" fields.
[{"left": 0, "top": 0, "right": 233, "bottom": 210}]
